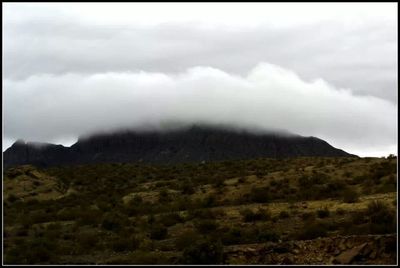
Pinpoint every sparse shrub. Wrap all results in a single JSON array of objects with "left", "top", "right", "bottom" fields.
[
  {"left": 101, "top": 212, "right": 129, "bottom": 231},
  {"left": 256, "top": 228, "right": 279, "bottom": 242},
  {"left": 316, "top": 207, "right": 330, "bottom": 218},
  {"left": 366, "top": 200, "right": 396, "bottom": 234},
  {"left": 202, "top": 194, "right": 217, "bottom": 208},
  {"left": 77, "top": 231, "right": 99, "bottom": 250},
  {"left": 181, "top": 237, "right": 223, "bottom": 264},
  {"left": 298, "top": 173, "right": 327, "bottom": 188},
  {"left": 249, "top": 186, "right": 270, "bottom": 203},
  {"left": 325, "top": 179, "right": 346, "bottom": 194},
  {"left": 110, "top": 235, "right": 140, "bottom": 252},
  {"left": 279, "top": 210, "right": 290, "bottom": 219},
  {"left": 194, "top": 219, "right": 218, "bottom": 234},
  {"left": 149, "top": 224, "right": 168, "bottom": 240},
  {"left": 221, "top": 226, "right": 242, "bottom": 245},
  {"left": 336, "top": 208, "right": 346, "bottom": 215},
  {"left": 132, "top": 194, "right": 143, "bottom": 203},
  {"left": 175, "top": 229, "right": 201, "bottom": 250},
  {"left": 342, "top": 188, "right": 359, "bottom": 203},
  {"left": 159, "top": 212, "right": 184, "bottom": 227},
  {"left": 15, "top": 226, "right": 29, "bottom": 237},
  {"left": 212, "top": 208, "right": 226, "bottom": 218},
  {"left": 240, "top": 209, "right": 254, "bottom": 222},
  {"left": 147, "top": 214, "right": 156, "bottom": 225},
  {"left": 158, "top": 189, "right": 171, "bottom": 202},
  {"left": 186, "top": 209, "right": 216, "bottom": 221},
  {"left": 349, "top": 175, "right": 365, "bottom": 185},
  {"left": 181, "top": 180, "right": 195, "bottom": 195},
  {"left": 297, "top": 221, "right": 328, "bottom": 240},
  {"left": 351, "top": 211, "right": 367, "bottom": 225},
  {"left": 7, "top": 194, "right": 19, "bottom": 203},
  {"left": 25, "top": 237, "right": 58, "bottom": 263},
  {"left": 344, "top": 171, "right": 352, "bottom": 178},
  {"left": 57, "top": 207, "right": 80, "bottom": 221},
  {"left": 387, "top": 154, "right": 396, "bottom": 159},
  {"left": 213, "top": 178, "right": 225, "bottom": 188},
  {"left": 30, "top": 209, "right": 53, "bottom": 224},
  {"left": 240, "top": 208, "right": 269, "bottom": 222},
  {"left": 78, "top": 208, "right": 102, "bottom": 226},
  {"left": 300, "top": 211, "right": 315, "bottom": 221}
]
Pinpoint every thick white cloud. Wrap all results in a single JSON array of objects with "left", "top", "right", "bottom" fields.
[
  {"left": 3, "top": 3, "right": 398, "bottom": 103},
  {"left": 2, "top": 3, "right": 398, "bottom": 157},
  {"left": 4, "top": 63, "right": 397, "bottom": 156}
]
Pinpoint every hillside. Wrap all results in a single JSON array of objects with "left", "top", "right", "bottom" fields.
[
  {"left": 4, "top": 125, "right": 355, "bottom": 169},
  {"left": 3, "top": 156, "right": 396, "bottom": 264}
]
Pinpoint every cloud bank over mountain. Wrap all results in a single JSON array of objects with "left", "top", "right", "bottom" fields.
[
  {"left": 3, "top": 3, "right": 397, "bottom": 156},
  {"left": 4, "top": 63, "right": 397, "bottom": 156}
]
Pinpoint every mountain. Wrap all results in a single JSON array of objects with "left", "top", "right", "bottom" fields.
[{"left": 3, "top": 125, "right": 356, "bottom": 169}]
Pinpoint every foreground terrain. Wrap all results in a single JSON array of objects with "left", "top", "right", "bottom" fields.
[{"left": 3, "top": 156, "right": 397, "bottom": 264}]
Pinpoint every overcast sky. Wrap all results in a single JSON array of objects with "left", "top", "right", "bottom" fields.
[{"left": 3, "top": 3, "right": 398, "bottom": 157}]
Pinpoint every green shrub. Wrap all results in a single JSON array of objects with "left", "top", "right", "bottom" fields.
[
  {"left": 23, "top": 237, "right": 58, "bottom": 263},
  {"left": 110, "top": 235, "right": 140, "bottom": 252},
  {"left": 342, "top": 188, "right": 359, "bottom": 203},
  {"left": 181, "top": 237, "right": 223, "bottom": 264},
  {"left": 279, "top": 210, "right": 290, "bottom": 219},
  {"left": 30, "top": 209, "right": 53, "bottom": 224},
  {"left": 15, "top": 226, "right": 29, "bottom": 237},
  {"left": 159, "top": 212, "right": 184, "bottom": 227},
  {"left": 202, "top": 194, "right": 217, "bottom": 208},
  {"left": 149, "top": 224, "right": 168, "bottom": 240},
  {"left": 300, "top": 211, "right": 316, "bottom": 221},
  {"left": 240, "top": 208, "right": 271, "bottom": 222},
  {"left": 213, "top": 178, "right": 225, "bottom": 188},
  {"left": 221, "top": 227, "right": 242, "bottom": 245},
  {"left": 76, "top": 231, "right": 99, "bottom": 250},
  {"left": 147, "top": 214, "right": 156, "bottom": 225},
  {"left": 194, "top": 219, "right": 218, "bottom": 234},
  {"left": 240, "top": 209, "right": 255, "bottom": 222},
  {"left": 181, "top": 180, "right": 195, "bottom": 195},
  {"left": 175, "top": 229, "right": 201, "bottom": 250},
  {"left": 186, "top": 209, "right": 216, "bottom": 221},
  {"left": 256, "top": 228, "right": 279, "bottom": 242},
  {"left": 316, "top": 207, "right": 330, "bottom": 218},
  {"left": 7, "top": 194, "right": 19, "bottom": 203},
  {"left": 158, "top": 189, "right": 171, "bottom": 202},
  {"left": 101, "top": 212, "right": 129, "bottom": 231},
  {"left": 336, "top": 208, "right": 346, "bottom": 215},
  {"left": 297, "top": 221, "right": 328, "bottom": 240},
  {"left": 238, "top": 177, "right": 246, "bottom": 183},
  {"left": 249, "top": 186, "right": 270, "bottom": 203},
  {"left": 366, "top": 201, "right": 396, "bottom": 234},
  {"left": 57, "top": 207, "right": 80, "bottom": 221},
  {"left": 78, "top": 208, "right": 102, "bottom": 226},
  {"left": 351, "top": 211, "right": 367, "bottom": 225}
]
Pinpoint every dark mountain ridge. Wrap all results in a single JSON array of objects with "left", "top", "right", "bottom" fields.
[{"left": 3, "top": 125, "right": 356, "bottom": 169}]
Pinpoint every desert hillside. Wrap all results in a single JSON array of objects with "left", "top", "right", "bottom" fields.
[{"left": 3, "top": 156, "right": 397, "bottom": 264}]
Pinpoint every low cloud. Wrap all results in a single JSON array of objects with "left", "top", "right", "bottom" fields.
[{"left": 4, "top": 63, "right": 397, "bottom": 156}]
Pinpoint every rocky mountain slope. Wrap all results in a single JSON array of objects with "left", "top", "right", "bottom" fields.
[{"left": 4, "top": 125, "right": 355, "bottom": 169}]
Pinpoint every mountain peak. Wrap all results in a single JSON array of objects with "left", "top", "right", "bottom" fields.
[
  {"left": 12, "top": 139, "right": 26, "bottom": 146},
  {"left": 4, "top": 126, "right": 356, "bottom": 169}
]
